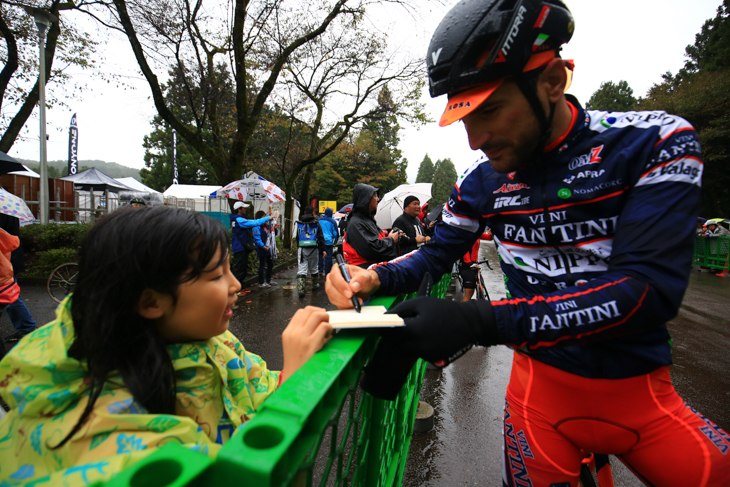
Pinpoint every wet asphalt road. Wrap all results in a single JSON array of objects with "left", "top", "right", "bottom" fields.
[{"left": 2, "top": 246, "right": 728, "bottom": 486}]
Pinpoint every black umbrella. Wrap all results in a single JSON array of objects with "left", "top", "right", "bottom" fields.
[
  {"left": 427, "top": 203, "right": 445, "bottom": 223},
  {"left": 0, "top": 151, "right": 26, "bottom": 175}
]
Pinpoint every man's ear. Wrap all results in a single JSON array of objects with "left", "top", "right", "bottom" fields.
[
  {"left": 137, "top": 289, "right": 169, "bottom": 320},
  {"left": 539, "top": 58, "right": 568, "bottom": 104}
]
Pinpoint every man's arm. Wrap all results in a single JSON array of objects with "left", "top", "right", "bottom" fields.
[{"left": 237, "top": 215, "right": 270, "bottom": 228}]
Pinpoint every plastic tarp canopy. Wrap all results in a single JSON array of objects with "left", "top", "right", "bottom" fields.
[{"left": 60, "top": 168, "right": 135, "bottom": 193}]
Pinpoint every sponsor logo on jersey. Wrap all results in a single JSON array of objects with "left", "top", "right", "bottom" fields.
[
  {"left": 494, "top": 183, "right": 530, "bottom": 194},
  {"left": 572, "top": 179, "right": 623, "bottom": 195},
  {"left": 600, "top": 116, "right": 616, "bottom": 128},
  {"left": 563, "top": 169, "right": 605, "bottom": 184},
  {"left": 568, "top": 144, "right": 604, "bottom": 170},
  {"left": 494, "top": 195, "right": 531, "bottom": 209},
  {"left": 530, "top": 299, "right": 621, "bottom": 332},
  {"left": 638, "top": 157, "right": 702, "bottom": 188},
  {"left": 507, "top": 171, "right": 517, "bottom": 180},
  {"left": 504, "top": 404, "right": 535, "bottom": 486},
  {"left": 651, "top": 139, "right": 701, "bottom": 164},
  {"left": 557, "top": 188, "right": 572, "bottom": 199}
]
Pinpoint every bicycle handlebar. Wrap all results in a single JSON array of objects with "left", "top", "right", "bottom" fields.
[{"left": 471, "top": 260, "right": 493, "bottom": 270}]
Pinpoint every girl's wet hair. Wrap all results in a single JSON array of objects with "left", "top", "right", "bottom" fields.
[{"left": 55, "top": 206, "right": 229, "bottom": 448}]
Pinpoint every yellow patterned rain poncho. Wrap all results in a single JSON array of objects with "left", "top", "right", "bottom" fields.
[{"left": 0, "top": 297, "right": 280, "bottom": 486}]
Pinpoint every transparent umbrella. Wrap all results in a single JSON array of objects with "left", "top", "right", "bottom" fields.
[{"left": 374, "top": 183, "right": 432, "bottom": 230}]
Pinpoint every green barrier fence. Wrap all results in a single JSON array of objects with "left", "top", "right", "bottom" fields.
[
  {"left": 693, "top": 236, "right": 730, "bottom": 270},
  {"left": 200, "top": 211, "right": 231, "bottom": 229},
  {"left": 96, "top": 273, "right": 451, "bottom": 487}
]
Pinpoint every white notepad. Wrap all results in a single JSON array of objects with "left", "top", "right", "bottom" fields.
[{"left": 327, "top": 305, "right": 405, "bottom": 329}]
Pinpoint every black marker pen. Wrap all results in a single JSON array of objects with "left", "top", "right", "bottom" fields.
[{"left": 335, "top": 252, "right": 361, "bottom": 313}]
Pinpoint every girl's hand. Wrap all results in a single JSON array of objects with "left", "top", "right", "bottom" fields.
[{"left": 280, "top": 306, "right": 333, "bottom": 384}]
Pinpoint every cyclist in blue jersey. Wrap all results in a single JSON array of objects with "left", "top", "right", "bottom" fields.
[{"left": 326, "top": 1, "right": 730, "bottom": 485}]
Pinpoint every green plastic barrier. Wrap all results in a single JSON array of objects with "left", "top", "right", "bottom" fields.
[
  {"left": 95, "top": 273, "right": 451, "bottom": 487},
  {"left": 693, "top": 236, "right": 730, "bottom": 270}
]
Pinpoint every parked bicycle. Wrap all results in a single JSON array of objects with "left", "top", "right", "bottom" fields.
[
  {"left": 455, "top": 259, "right": 493, "bottom": 301},
  {"left": 47, "top": 262, "right": 78, "bottom": 303}
]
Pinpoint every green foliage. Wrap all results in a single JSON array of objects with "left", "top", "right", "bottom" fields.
[
  {"left": 0, "top": 3, "right": 103, "bottom": 152},
  {"left": 586, "top": 80, "right": 637, "bottom": 111},
  {"left": 311, "top": 86, "right": 407, "bottom": 206},
  {"left": 415, "top": 154, "right": 435, "bottom": 183},
  {"left": 20, "top": 223, "right": 91, "bottom": 254},
  {"left": 26, "top": 248, "right": 78, "bottom": 278},
  {"left": 682, "top": 0, "right": 730, "bottom": 77},
  {"left": 430, "top": 159, "right": 458, "bottom": 207},
  {"left": 637, "top": 2, "right": 730, "bottom": 217}
]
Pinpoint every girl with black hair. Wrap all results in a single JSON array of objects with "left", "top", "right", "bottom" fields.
[{"left": 0, "top": 206, "right": 332, "bottom": 486}]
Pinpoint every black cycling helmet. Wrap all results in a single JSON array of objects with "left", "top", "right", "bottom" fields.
[
  {"left": 427, "top": 0, "right": 574, "bottom": 134},
  {"left": 130, "top": 197, "right": 146, "bottom": 207},
  {"left": 427, "top": 0, "right": 573, "bottom": 97}
]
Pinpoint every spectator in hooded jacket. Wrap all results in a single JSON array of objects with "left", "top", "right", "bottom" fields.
[
  {"left": 704, "top": 221, "right": 730, "bottom": 237},
  {"left": 342, "top": 184, "right": 401, "bottom": 268},
  {"left": 318, "top": 208, "right": 340, "bottom": 276}
]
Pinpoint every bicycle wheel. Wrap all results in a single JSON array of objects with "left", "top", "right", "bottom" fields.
[
  {"left": 579, "top": 463, "right": 598, "bottom": 487},
  {"left": 47, "top": 263, "right": 79, "bottom": 303},
  {"left": 477, "top": 272, "right": 491, "bottom": 301}
]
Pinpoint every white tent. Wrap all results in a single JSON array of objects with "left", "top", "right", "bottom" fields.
[
  {"left": 163, "top": 184, "right": 225, "bottom": 212},
  {"left": 115, "top": 177, "right": 160, "bottom": 194},
  {"left": 9, "top": 165, "right": 40, "bottom": 178}
]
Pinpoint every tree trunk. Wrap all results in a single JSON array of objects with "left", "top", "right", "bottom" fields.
[
  {"left": 299, "top": 163, "right": 316, "bottom": 209},
  {"left": 0, "top": 2, "right": 61, "bottom": 152}
]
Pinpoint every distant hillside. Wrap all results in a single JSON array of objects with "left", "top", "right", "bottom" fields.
[{"left": 16, "top": 158, "right": 140, "bottom": 180}]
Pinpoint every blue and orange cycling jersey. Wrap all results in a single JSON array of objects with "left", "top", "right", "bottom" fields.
[{"left": 372, "top": 95, "right": 702, "bottom": 380}]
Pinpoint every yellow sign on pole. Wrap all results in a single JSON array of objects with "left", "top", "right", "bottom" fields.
[{"left": 319, "top": 200, "right": 337, "bottom": 213}]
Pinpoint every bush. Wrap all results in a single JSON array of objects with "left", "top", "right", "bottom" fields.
[
  {"left": 26, "top": 248, "right": 78, "bottom": 278},
  {"left": 20, "top": 223, "right": 91, "bottom": 253}
]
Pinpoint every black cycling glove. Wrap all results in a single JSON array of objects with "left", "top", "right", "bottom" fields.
[
  {"left": 386, "top": 297, "right": 498, "bottom": 366},
  {"left": 361, "top": 296, "right": 498, "bottom": 400}
]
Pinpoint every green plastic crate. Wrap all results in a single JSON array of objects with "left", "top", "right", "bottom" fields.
[
  {"left": 694, "top": 236, "right": 730, "bottom": 270},
  {"left": 96, "top": 273, "right": 451, "bottom": 487}
]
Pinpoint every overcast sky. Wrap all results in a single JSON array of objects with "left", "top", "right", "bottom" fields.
[{"left": 8, "top": 0, "right": 723, "bottom": 185}]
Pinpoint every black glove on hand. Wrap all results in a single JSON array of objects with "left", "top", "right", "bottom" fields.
[
  {"left": 361, "top": 273, "right": 433, "bottom": 400},
  {"left": 361, "top": 296, "right": 498, "bottom": 401},
  {"left": 385, "top": 297, "right": 498, "bottom": 367}
]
